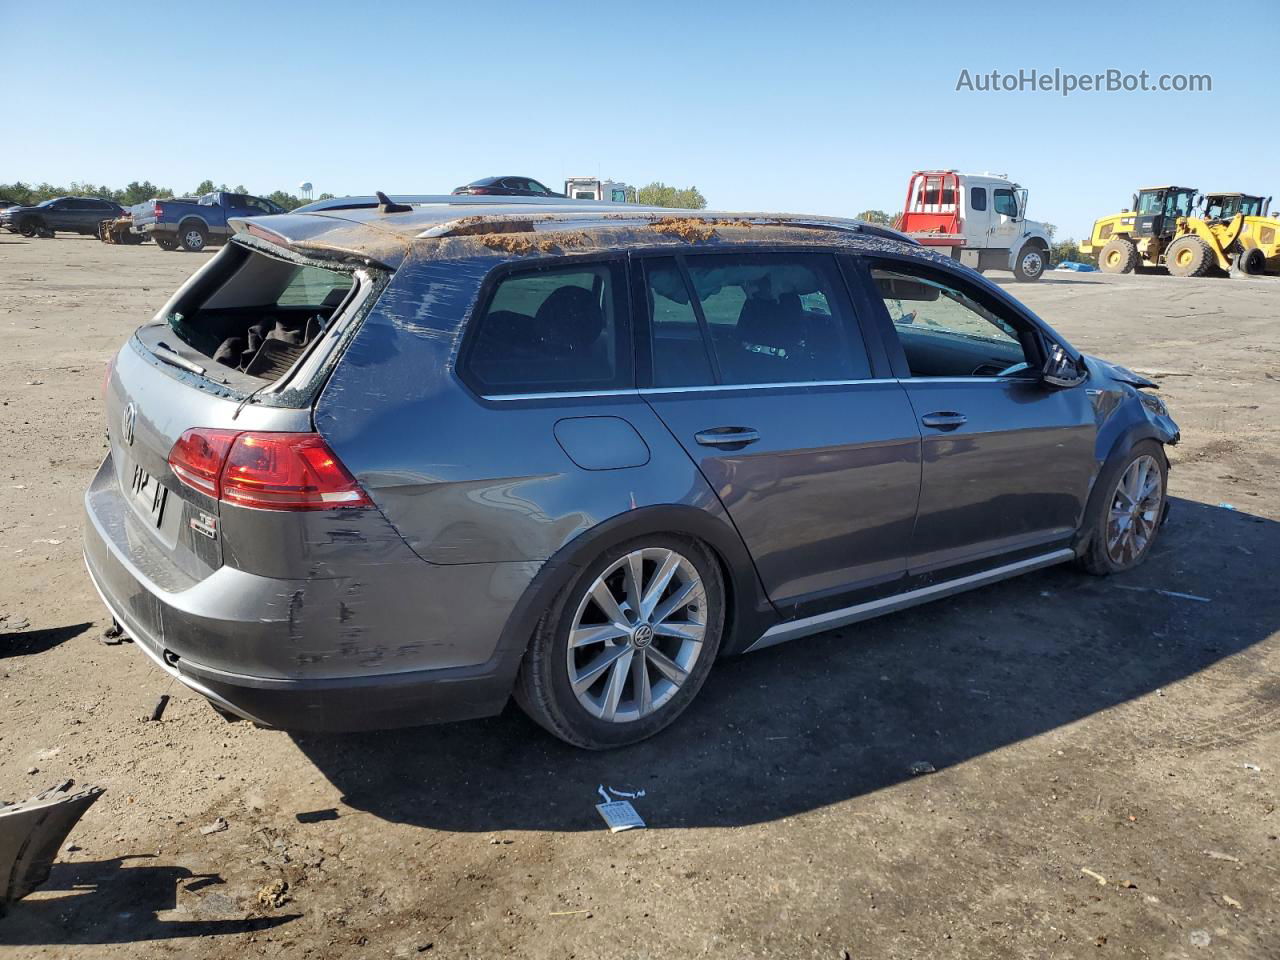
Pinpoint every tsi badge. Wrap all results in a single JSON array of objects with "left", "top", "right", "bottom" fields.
[
  {"left": 121, "top": 402, "right": 137, "bottom": 446},
  {"left": 190, "top": 511, "right": 218, "bottom": 541}
]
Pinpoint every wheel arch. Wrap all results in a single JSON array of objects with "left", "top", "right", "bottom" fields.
[
  {"left": 176, "top": 215, "right": 209, "bottom": 234},
  {"left": 493, "top": 504, "right": 777, "bottom": 670},
  {"left": 1074, "top": 415, "right": 1175, "bottom": 556}
]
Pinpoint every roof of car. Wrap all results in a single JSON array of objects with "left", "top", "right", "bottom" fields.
[{"left": 229, "top": 200, "right": 919, "bottom": 268}]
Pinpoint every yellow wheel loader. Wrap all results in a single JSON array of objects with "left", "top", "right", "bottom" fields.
[
  {"left": 1079, "top": 186, "right": 1198, "bottom": 274},
  {"left": 1165, "top": 193, "right": 1278, "bottom": 277}
]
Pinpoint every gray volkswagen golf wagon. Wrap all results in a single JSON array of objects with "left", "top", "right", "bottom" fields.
[{"left": 84, "top": 201, "right": 1179, "bottom": 748}]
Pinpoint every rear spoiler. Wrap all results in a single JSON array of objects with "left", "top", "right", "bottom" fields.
[{"left": 227, "top": 216, "right": 402, "bottom": 271}]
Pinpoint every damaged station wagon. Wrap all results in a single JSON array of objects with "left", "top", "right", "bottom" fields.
[{"left": 84, "top": 199, "right": 1180, "bottom": 749}]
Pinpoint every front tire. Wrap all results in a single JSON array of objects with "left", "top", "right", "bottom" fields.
[
  {"left": 18, "top": 218, "right": 39, "bottom": 238},
  {"left": 1165, "top": 235, "right": 1213, "bottom": 277},
  {"left": 514, "top": 535, "right": 725, "bottom": 749},
  {"left": 1014, "top": 243, "right": 1046, "bottom": 282},
  {"left": 1077, "top": 440, "right": 1168, "bottom": 576}
]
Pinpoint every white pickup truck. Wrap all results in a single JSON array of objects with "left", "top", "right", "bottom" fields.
[{"left": 898, "top": 171, "right": 1053, "bottom": 281}]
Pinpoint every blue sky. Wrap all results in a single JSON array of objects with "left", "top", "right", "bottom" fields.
[{"left": 5, "top": 0, "right": 1277, "bottom": 239}]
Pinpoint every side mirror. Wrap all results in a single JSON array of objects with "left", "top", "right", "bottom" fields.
[{"left": 1042, "top": 342, "right": 1086, "bottom": 388}]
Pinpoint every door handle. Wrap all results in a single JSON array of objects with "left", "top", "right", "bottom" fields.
[
  {"left": 695, "top": 427, "right": 761, "bottom": 448},
  {"left": 920, "top": 411, "right": 967, "bottom": 431}
]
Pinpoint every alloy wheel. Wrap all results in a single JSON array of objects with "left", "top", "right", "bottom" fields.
[
  {"left": 566, "top": 547, "right": 707, "bottom": 723},
  {"left": 1106, "top": 454, "right": 1163, "bottom": 565},
  {"left": 184, "top": 230, "right": 204, "bottom": 250}
]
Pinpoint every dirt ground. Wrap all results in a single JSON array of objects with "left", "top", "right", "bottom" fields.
[{"left": 1, "top": 235, "right": 1277, "bottom": 959}]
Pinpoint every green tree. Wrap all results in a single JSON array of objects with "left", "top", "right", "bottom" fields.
[
  {"left": 637, "top": 182, "right": 707, "bottom": 209},
  {"left": 118, "top": 180, "right": 172, "bottom": 205},
  {"left": 1051, "top": 238, "right": 1091, "bottom": 266},
  {"left": 855, "top": 209, "right": 893, "bottom": 225},
  {"left": 317, "top": 192, "right": 335, "bottom": 201},
  {"left": 194, "top": 179, "right": 216, "bottom": 196},
  {"left": 265, "top": 190, "right": 305, "bottom": 211}
]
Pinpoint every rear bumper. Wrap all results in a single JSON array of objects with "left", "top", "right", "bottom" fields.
[{"left": 82, "top": 460, "right": 532, "bottom": 732}]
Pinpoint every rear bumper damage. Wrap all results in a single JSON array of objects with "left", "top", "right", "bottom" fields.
[
  {"left": 82, "top": 460, "right": 531, "bottom": 732},
  {"left": 1, "top": 781, "right": 104, "bottom": 910}
]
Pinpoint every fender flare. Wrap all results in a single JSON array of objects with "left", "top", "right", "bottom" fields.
[
  {"left": 1074, "top": 419, "right": 1174, "bottom": 555},
  {"left": 175, "top": 215, "right": 210, "bottom": 235},
  {"left": 491, "top": 504, "right": 778, "bottom": 673},
  {"left": 1008, "top": 232, "right": 1050, "bottom": 271}
]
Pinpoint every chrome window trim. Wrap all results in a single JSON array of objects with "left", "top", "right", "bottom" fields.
[{"left": 480, "top": 378, "right": 896, "bottom": 401}]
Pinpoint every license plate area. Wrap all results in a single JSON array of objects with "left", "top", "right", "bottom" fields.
[{"left": 130, "top": 463, "right": 168, "bottom": 528}]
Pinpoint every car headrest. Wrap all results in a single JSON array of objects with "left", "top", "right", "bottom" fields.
[
  {"left": 534, "top": 286, "right": 604, "bottom": 352},
  {"left": 737, "top": 296, "right": 805, "bottom": 353}
]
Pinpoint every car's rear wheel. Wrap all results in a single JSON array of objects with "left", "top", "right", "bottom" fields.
[
  {"left": 514, "top": 536, "right": 724, "bottom": 749},
  {"left": 178, "top": 222, "right": 207, "bottom": 252},
  {"left": 1078, "top": 440, "right": 1168, "bottom": 575}
]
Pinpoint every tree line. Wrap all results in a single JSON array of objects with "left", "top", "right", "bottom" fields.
[{"left": 0, "top": 179, "right": 334, "bottom": 211}]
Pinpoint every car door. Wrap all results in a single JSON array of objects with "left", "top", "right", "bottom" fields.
[
  {"left": 45, "top": 199, "right": 72, "bottom": 231},
  {"left": 988, "top": 187, "right": 1021, "bottom": 253},
  {"left": 857, "top": 256, "right": 1095, "bottom": 576},
  {"left": 635, "top": 250, "right": 922, "bottom": 611}
]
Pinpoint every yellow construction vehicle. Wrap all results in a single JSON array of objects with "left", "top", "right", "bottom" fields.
[
  {"left": 1080, "top": 186, "right": 1197, "bottom": 274},
  {"left": 1165, "top": 192, "right": 1278, "bottom": 277}
]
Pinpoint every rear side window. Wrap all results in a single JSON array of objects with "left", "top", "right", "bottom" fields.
[
  {"left": 463, "top": 261, "right": 631, "bottom": 395},
  {"left": 644, "top": 253, "right": 871, "bottom": 387},
  {"left": 970, "top": 187, "right": 987, "bottom": 211}
]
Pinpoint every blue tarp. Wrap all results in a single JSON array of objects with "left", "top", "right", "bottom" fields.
[{"left": 1055, "top": 261, "right": 1098, "bottom": 272}]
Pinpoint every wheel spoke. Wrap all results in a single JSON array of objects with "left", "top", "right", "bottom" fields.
[
  {"left": 572, "top": 644, "right": 629, "bottom": 695},
  {"left": 623, "top": 552, "right": 645, "bottom": 614},
  {"left": 590, "top": 579, "right": 629, "bottom": 629},
  {"left": 652, "top": 578, "right": 701, "bottom": 626},
  {"left": 600, "top": 648, "right": 633, "bottom": 721},
  {"left": 646, "top": 647, "right": 688, "bottom": 687},
  {"left": 640, "top": 551, "right": 679, "bottom": 619},
  {"left": 652, "top": 619, "right": 704, "bottom": 642},
  {"left": 632, "top": 651, "right": 653, "bottom": 717},
  {"left": 571, "top": 623, "right": 628, "bottom": 648}
]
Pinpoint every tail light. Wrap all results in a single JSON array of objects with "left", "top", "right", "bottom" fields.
[
  {"left": 101, "top": 355, "right": 117, "bottom": 397},
  {"left": 153, "top": 202, "right": 163, "bottom": 218},
  {"left": 167, "top": 429, "right": 371, "bottom": 511}
]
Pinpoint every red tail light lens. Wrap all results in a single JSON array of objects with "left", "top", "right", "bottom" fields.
[
  {"left": 167, "top": 430, "right": 370, "bottom": 511},
  {"left": 154, "top": 202, "right": 163, "bottom": 218},
  {"left": 168, "top": 428, "right": 238, "bottom": 498},
  {"left": 102, "top": 355, "right": 117, "bottom": 397}
]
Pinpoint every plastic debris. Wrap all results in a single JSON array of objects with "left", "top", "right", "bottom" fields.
[
  {"left": 1081, "top": 867, "right": 1107, "bottom": 885},
  {"left": 1222, "top": 894, "right": 1243, "bottom": 909},
  {"left": 199, "top": 817, "right": 229, "bottom": 836},
  {"left": 1189, "top": 930, "right": 1211, "bottom": 948},
  {"left": 595, "top": 786, "right": 645, "bottom": 832},
  {"left": 1112, "top": 585, "right": 1211, "bottom": 603},
  {"left": 1218, "top": 503, "right": 1236, "bottom": 511},
  {"left": 908, "top": 761, "right": 936, "bottom": 776},
  {"left": 1243, "top": 763, "right": 1261, "bottom": 772},
  {"left": 1, "top": 780, "right": 104, "bottom": 907}
]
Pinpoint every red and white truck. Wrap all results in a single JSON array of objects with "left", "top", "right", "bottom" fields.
[{"left": 898, "top": 171, "right": 1053, "bottom": 281}]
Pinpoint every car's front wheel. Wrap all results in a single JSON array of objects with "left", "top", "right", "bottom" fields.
[
  {"left": 1078, "top": 440, "right": 1168, "bottom": 575},
  {"left": 515, "top": 536, "right": 724, "bottom": 749}
]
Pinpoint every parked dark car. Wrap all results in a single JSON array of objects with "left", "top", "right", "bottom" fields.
[
  {"left": 130, "top": 191, "right": 286, "bottom": 251},
  {"left": 1, "top": 197, "right": 124, "bottom": 237},
  {"left": 84, "top": 204, "right": 1179, "bottom": 748},
  {"left": 452, "top": 176, "right": 565, "bottom": 197}
]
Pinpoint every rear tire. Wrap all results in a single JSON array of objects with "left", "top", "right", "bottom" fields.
[
  {"left": 1099, "top": 237, "right": 1137, "bottom": 274},
  {"left": 177, "top": 221, "right": 207, "bottom": 252},
  {"left": 1013, "top": 243, "right": 1046, "bottom": 282},
  {"left": 1165, "top": 235, "right": 1213, "bottom": 277},
  {"left": 514, "top": 535, "right": 725, "bottom": 749},
  {"left": 1077, "top": 440, "right": 1168, "bottom": 576},
  {"left": 1237, "top": 246, "right": 1267, "bottom": 275}
]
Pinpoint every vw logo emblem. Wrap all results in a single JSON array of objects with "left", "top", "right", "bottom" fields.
[
  {"left": 632, "top": 623, "right": 654, "bottom": 648},
  {"left": 121, "top": 402, "right": 137, "bottom": 446}
]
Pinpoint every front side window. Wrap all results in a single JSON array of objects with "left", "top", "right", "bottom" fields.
[
  {"left": 993, "top": 189, "right": 1018, "bottom": 217},
  {"left": 872, "top": 266, "right": 1030, "bottom": 378},
  {"left": 970, "top": 187, "right": 987, "bottom": 212},
  {"left": 464, "top": 261, "right": 630, "bottom": 394},
  {"left": 645, "top": 253, "right": 871, "bottom": 387}
]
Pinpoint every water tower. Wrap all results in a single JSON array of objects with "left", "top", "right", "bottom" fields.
[{"left": 298, "top": 181, "right": 314, "bottom": 200}]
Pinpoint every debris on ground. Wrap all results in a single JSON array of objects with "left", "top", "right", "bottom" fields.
[
  {"left": 147, "top": 694, "right": 170, "bottom": 722},
  {"left": 1, "top": 614, "right": 31, "bottom": 633},
  {"left": 1242, "top": 763, "right": 1261, "bottom": 772},
  {"left": 1081, "top": 867, "right": 1108, "bottom": 885},
  {"left": 1203, "top": 850, "right": 1240, "bottom": 863},
  {"left": 256, "top": 879, "right": 290, "bottom": 909},
  {"left": 0, "top": 780, "right": 104, "bottom": 908},
  {"left": 1222, "top": 894, "right": 1243, "bottom": 909},
  {"left": 1189, "top": 929, "right": 1212, "bottom": 947},
  {"left": 595, "top": 786, "right": 645, "bottom": 832},
  {"left": 199, "top": 817, "right": 229, "bottom": 836},
  {"left": 908, "top": 761, "right": 936, "bottom": 776},
  {"left": 100, "top": 621, "right": 127, "bottom": 645},
  {"left": 1111, "top": 585, "right": 1212, "bottom": 603}
]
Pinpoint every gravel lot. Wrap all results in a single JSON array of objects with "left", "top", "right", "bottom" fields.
[{"left": 1, "top": 235, "right": 1277, "bottom": 959}]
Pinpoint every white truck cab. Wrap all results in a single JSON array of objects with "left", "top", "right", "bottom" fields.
[
  {"left": 564, "top": 178, "right": 635, "bottom": 203},
  {"left": 898, "top": 171, "right": 1053, "bottom": 281}
]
